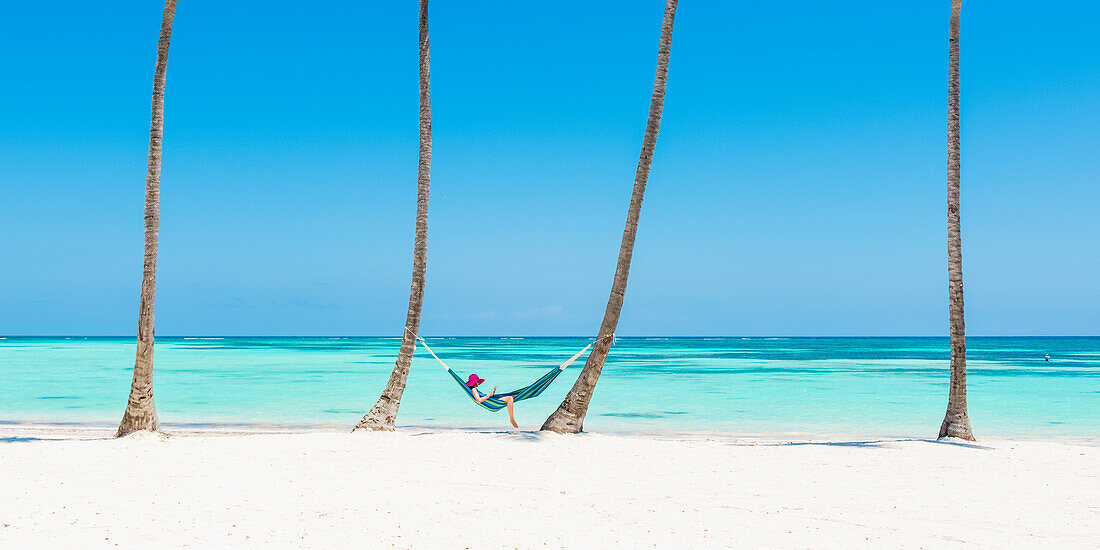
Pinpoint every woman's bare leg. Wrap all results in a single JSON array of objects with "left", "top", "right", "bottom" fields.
[{"left": 503, "top": 396, "right": 519, "bottom": 428}]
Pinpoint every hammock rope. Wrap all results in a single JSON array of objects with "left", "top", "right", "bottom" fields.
[{"left": 408, "top": 330, "right": 595, "bottom": 412}]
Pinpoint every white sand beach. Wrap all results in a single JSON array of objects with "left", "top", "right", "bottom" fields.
[{"left": 1, "top": 426, "right": 1097, "bottom": 549}]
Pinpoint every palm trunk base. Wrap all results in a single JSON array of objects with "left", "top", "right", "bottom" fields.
[
  {"left": 352, "top": 403, "right": 398, "bottom": 432},
  {"left": 938, "top": 413, "right": 974, "bottom": 441},
  {"left": 540, "top": 406, "right": 584, "bottom": 434},
  {"left": 116, "top": 406, "right": 159, "bottom": 437}
]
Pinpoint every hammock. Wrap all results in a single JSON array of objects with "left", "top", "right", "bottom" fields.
[{"left": 414, "top": 335, "right": 592, "bottom": 412}]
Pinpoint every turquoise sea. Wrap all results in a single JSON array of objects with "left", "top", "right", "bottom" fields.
[{"left": 1, "top": 337, "right": 1097, "bottom": 438}]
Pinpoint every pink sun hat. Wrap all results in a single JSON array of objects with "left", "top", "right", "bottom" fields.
[{"left": 466, "top": 374, "right": 485, "bottom": 388}]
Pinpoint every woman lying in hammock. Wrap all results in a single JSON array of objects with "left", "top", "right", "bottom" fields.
[{"left": 465, "top": 374, "right": 519, "bottom": 428}]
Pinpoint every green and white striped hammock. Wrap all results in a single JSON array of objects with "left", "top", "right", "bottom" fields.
[{"left": 414, "top": 335, "right": 592, "bottom": 412}]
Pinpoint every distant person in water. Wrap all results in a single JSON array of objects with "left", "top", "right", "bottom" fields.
[
  {"left": 1045, "top": 354, "right": 1051, "bottom": 362},
  {"left": 466, "top": 374, "right": 519, "bottom": 429}
]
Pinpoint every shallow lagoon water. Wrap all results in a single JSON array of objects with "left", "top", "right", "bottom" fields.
[{"left": 1, "top": 336, "right": 1097, "bottom": 437}]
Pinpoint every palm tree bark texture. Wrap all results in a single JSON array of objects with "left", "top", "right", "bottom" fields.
[
  {"left": 541, "top": 0, "right": 678, "bottom": 434},
  {"left": 939, "top": 0, "right": 975, "bottom": 441},
  {"left": 354, "top": 0, "right": 432, "bottom": 432},
  {"left": 117, "top": 0, "right": 177, "bottom": 438}
]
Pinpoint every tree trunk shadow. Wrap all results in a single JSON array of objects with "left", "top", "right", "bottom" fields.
[{"left": 741, "top": 438, "right": 993, "bottom": 450}]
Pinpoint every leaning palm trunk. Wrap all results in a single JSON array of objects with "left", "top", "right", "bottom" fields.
[
  {"left": 939, "top": 0, "right": 974, "bottom": 441},
  {"left": 542, "top": 0, "right": 677, "bottom": 434},
  {"left": 354, "top": 0, "right": 432, "bottom": 432},
  {"left": 117, "top": 0, "right": 177, "bottom": 438}
]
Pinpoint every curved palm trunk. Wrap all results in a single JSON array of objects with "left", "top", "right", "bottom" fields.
[
  {"left": 542, "top": 0, "right": 677, "bottom": 434},
  {"left": 939, "top": 0, "right": 974, "bottom": 441},
  {"left": 117, "top": 0, "right": 176, "bottom": 438},
  {"left": 354, "top": 0, "right": 431, "bottom": 432}
]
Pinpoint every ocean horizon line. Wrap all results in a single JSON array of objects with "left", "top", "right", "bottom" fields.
[{"left": 3, "top": 334, "right": 1099, "bottom": 339}]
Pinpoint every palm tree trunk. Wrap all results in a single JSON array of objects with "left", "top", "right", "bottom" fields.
[
  {"left": 939, "top": 0, "right": 974, "bottom": 441},
  {"left": 353, "top": 0, "right": 432, "bottom": 432},
  {"left": 541, "top": 0, "right": 678, "bottom": 434},
  {"left": 116, "top": 0, "right": 176, "bottom": 438}
]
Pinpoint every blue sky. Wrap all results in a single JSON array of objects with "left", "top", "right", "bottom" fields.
[{"left": 1, "top": 1, "right": 1097, "bottom": 336}]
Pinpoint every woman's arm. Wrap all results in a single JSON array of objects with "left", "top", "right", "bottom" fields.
[{"left": 471, "top": 385, "right": 497, "bottom": 404}]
